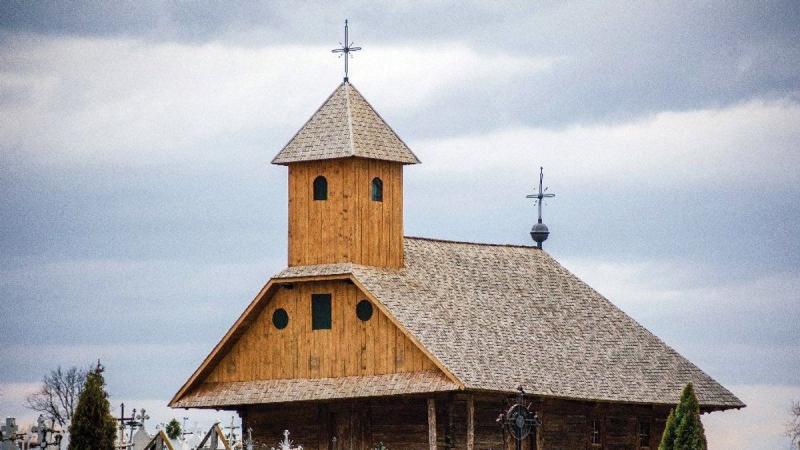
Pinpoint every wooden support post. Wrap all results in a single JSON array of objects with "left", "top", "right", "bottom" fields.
[
  {"left": 427, "top": 398, "right": 437, "bottom": 450},
  {"left": 446, "top": 397, "right": 455, "bottom": 449},
  {"left": 210, "top": 429, "right": 218, "bottom": 449},
  {"left": 466, "top": 394, "right": 475, "bottom": 450}
]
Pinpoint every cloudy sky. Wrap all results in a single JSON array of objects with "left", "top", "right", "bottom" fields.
[{"left": 1, "top": 1, "right": 798, "bottom": 447}]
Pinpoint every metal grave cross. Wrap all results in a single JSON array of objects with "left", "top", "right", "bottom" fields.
[
  {"left": 271, "top": 430, "right": 303, "bottom": 450},
  {"left": 331, "top": 19, "right": 362, "bottom": 82},
  {"left": 114, "top": 403, "right": 136, "bottom": 448},
  {"left": 224, "top": 416, "right": 240, "bottom": 445},
  {"left": 135, "top": 408, "right": 150, "bottom": 431}
]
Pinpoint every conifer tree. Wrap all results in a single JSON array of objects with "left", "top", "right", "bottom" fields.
[
  {"left": 659, "top": 408, "right": 677, "bottom": 450},
  {"left": 68, "top": 362, "right": 117, "bottom": 450},
  {"left": 659, "top": 383, "right": 707, "bottom": 450},
  {"left": 166, "top": 418, "right": 182, "bottom": 440}
]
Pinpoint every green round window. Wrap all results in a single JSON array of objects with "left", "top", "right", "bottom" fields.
[
  {"left": 356, "top": 300, "right": 373, "bottom": 322},
  {"left": 272, "top": 308, "right": 289, "bottom": 329}
]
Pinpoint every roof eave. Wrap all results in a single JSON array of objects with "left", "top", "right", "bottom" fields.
[
  {"left": 458, "top": 386, "right": 745, "bottom": 413},
  {"left": 271, "top": 154, "right": 420, "bottom": 166}
]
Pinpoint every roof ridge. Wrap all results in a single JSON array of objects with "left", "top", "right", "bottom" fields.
[
  {"left": 405, "top": 235, "right": 540, "bottom": 250},
  {"left": 271, "top": 82, "right": 345, "bottom": 165},
  {"left": 347, "top": 83, "right": 421, "bottom": 164},
  {"left": 344, "top": 82, "right": 356, "bottom": 157}
]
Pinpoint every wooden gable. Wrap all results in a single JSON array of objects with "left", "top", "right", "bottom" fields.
[{"left": 204, "top": 279, "right": 437, "bottom": 383}]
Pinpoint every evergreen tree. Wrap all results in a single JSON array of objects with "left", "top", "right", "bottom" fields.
[
  {"left": 659, "top": 383, "right": 707, "bottom": 450},
  {"left": 658, "top": 408, "right": 677, "bottom": 450},
  {"left": 166, "top": 418, "right": 182, "bottom": 440},
  {"left": 68, "top": 362, "right": 117, "bottom": 450}
]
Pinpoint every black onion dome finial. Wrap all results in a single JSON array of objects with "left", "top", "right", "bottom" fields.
[{"left": 526, "top": 167, "right": 556, "bottom": 249}]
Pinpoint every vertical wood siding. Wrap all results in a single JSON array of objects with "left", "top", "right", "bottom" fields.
[
  {"left": 206, "top": 280, "right": 436, "bottom": 382},
  {"left": 288, "top": 158, "right": 404, "bottom": 268}
]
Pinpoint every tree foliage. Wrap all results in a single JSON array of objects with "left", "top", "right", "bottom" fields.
[
  {"left": 660, "top": 408, "right": 677, "bottom": 450},
  {"left": 659, "top": 383, "right": 707, "bottom": 450},
  {"left": 68, "top": 364, "right": 116, "bottom": 450},
  {"left": 26, "top": 366, "right": 87, "bottom": 427},
  {"left": 166, "top": 418, "right": 182, "bottom": 440}
]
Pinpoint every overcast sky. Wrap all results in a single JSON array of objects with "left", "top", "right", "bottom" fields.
[{"left": 1, "top": 1, "right": 799, "bottom": 448}]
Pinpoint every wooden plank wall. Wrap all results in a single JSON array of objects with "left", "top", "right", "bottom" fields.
[
  {"left": 243, "top": 394, "right": 669, "bottom": 450},
  {"left": 246, "top": 398, "right": 432, "bottom": 450},
  {"left": 206, "top": 280, "right": 436, "bottom": 382},
  {"left": 288, "top": 158, "right": 404, "bottom": 268},
  {"left": 537, "top": 398, "right": 669, "bottom": 450}
]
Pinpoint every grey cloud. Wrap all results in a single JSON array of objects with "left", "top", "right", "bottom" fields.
[
  {"left": 2, "top": 1, "right": 799, "bottom": 132},
  {"left": 1, "top": 3, "right": 798, "bottom": 440}
]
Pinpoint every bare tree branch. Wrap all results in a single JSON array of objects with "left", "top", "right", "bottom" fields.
[
  {"left": 25, "top": 366, "right": 88, "bottom": 427},
  {"left": 789, "top": 400, "right": 800, "bottom": 449}
]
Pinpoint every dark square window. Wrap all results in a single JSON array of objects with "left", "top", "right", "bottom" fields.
[
  {"left": 312, "top": 293, "right": 332, "bottom": 330},
  {"left": 638, "top": 420, "right": 651, "bottom": 448},
  {"left": 590, "top": 419, "right": 602, "bottom": 446}
]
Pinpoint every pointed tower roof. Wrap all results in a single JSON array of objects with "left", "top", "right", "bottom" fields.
[{"left": 272, "top": 82, "right": 420, "bottom": 165}]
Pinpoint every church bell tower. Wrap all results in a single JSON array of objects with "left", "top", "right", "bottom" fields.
[{"left": 272, "top": 81, "right": 420, "bottom": 268}]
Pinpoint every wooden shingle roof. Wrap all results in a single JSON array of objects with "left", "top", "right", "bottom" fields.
[
  {"left": 271, "top": 82, "right": 420, "bottom": 165},
  {"left": 272, "top": 237, "right": 744, "bottom": 410},
  {"left": 172, "top": 371, "right": 457, "bottom": 408},
  {"left": 171, "top": 237, "right": 742, "bottom": 411}
]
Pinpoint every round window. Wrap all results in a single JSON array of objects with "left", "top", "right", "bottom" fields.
[
  {"left": 272, "top": 308, "right": 289, "bottom": 329},
  {"left": 356, "top": 300, "right": 373, "bottom": 322}
]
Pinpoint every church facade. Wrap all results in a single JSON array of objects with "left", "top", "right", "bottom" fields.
[{"left": 170, "top": 81, "right": 743, "bottom": 449}]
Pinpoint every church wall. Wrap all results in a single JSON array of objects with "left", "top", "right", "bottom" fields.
[
  {"left": 535, "top": 398, "right": 669, "bottom": 450},
  {"left": 287, "top": 158, "right": 404, "bottom": 268},
  {"left": 241, "top": 394, "right": 670, "bottom": 450},
  {"left": 205, "top": 280, "right": 437, "bottom": 382}
]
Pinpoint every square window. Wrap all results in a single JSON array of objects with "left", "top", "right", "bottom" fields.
[
  {"left": 590, "top": 419, "right": 602, "bottom": 446},
  {"left": 312, "top": 294, "right": 332, "bottom": 330},
  {"left": 638, "top": 420, "right": 651, "bottom": 448}
]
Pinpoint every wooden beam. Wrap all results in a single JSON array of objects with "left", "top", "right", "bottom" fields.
[
  {"left": 466, "top": 394, "right": 475, "bottom": 450},
  {"left": 428, "top": 398, "right": 437, "bottom": 450}
]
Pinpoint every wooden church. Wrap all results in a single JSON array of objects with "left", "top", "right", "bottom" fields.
[{"left": 169, "top": 73, "right": 743, "bottom": 449}]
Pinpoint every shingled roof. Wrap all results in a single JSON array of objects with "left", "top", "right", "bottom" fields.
[
  {"left": 171, "top": 237, "right": 743, "bottom": 411},
  {"left": 173, "top": 372, "right": 457, "bottom": 408},
  {"left": 270, "top": 237, "right": 743, "bottom": 411},
  {"left": 271, "top": 82, "right": 420, "bottom": 165}
]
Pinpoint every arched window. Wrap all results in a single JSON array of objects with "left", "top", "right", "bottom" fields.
[
  {"left": 371, "top": 177, "right": 383, "bottom": 202},
  {"left": 313, "top": 176, "right": 328, "bottom": 201}
]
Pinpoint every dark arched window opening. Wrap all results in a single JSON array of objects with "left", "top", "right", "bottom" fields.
[
  {"left": 313, "top": 176, "right": 328, "bottom": 201},
  {"left": 371, "top": 177, "right": 383, "bottom": 202}
]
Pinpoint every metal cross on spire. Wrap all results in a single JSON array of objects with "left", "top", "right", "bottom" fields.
[
  {"left": 526, "top": 167, "right": 556, "bottom": 248},
  {"left": 331, "top": 19, "right": 362, "bottom": 82}
]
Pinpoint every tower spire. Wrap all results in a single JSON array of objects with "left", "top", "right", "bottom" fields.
[
  {"left": 526, "top": 167, "right": 556, "bottom": 249},
  {"left": 331, "top": 19, "right": 362, "bottom": 82}
]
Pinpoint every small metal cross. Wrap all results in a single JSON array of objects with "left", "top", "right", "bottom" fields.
[
  {"left": 135, "top": 408, "right": 149, "bottom": 430},
  {"left": 331, "top": 19, "right": 362, "bottom": 82},
  {"left": 225, "top": 416, "right": 240, "bottom": 443},
  {"left": 526, "top": 167, "right": 556, "bottom": 225}
]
